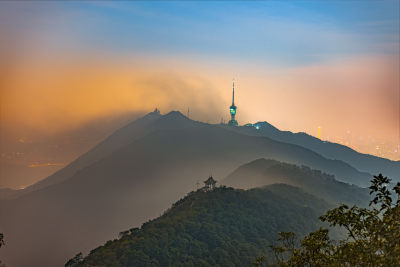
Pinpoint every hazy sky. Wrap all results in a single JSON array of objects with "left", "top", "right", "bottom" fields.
[{"left": 1, "top": 1, "right": 399, "bottom": 188}]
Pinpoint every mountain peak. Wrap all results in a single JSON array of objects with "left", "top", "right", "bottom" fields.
[
  {"left": 253, "top": 121, "right": 280, "bottom": 132},
  {"left": 164, "top": 110, "right": 187, "bottom": 119},
  {"left": 145, "top": 110, "right": 193, "bottom": 129},
  {"left": 143, "top": 108, "right": 162, "bottom": 119},
  {"left": 159, "top": 110, "right": 191, "bottom": 123},
  {"left": 244, "top": 158, "right": 280, "bottom": 168}
]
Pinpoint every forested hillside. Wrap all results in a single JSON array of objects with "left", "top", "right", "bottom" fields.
[
  {"left": 223, "top": 158, "right": 369, "bottom": 206},
  {"left": 69, "top": 185, "right": 329, "bottom": 267}
]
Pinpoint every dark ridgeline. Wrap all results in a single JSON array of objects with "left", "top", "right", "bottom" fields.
[
  {"left": 222, "top": 158, "right": 369, "bottom": 206},
  {"left": 0, "top": 110, "right": 396, "bottom": 267},
  {"left": 223, "top": 121, "right": 400, "bottom": 181}
]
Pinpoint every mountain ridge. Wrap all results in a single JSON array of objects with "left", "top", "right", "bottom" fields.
[
  {"left": 222, "top": 158, "right": 369, "bottom": 206},
  {"left": 0, "top": 111, "right": 380, "bottom": 266},
  {"left": 224, "top": 122, "right": 399, "bottom": 180}
]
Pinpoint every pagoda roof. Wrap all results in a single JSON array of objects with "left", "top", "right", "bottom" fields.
[{"left": 204, "top": 176, "right": 217, "bottom": 185}]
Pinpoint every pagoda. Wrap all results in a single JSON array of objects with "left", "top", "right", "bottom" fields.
[{"left": 203, "top": 176, "right": 217, "bottom": 191}]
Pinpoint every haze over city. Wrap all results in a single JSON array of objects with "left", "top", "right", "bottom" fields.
[{"left": 1, "top": 2, "right": 400, "bottom": 267}]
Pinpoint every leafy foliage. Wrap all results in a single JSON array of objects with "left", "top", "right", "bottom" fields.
[
  {"left": 0, "top": 233, "right": 4, "bottom": 248},
  {"left": 0, "top": 233, "right": 5, "bottom": 267},
  {"left": 255, "top": 174, "right": 400, "bottom": 266},
  {"left": 68, "top": 185, "right": 327, "bottom": 267},
  {"left": 65, "top": 253, "right": 83, "bottom": 267}
]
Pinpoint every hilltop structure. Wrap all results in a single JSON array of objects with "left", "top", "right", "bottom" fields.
[
  {"left": 228, "top": 80, "right": 238, "bottom": 126},
  {"left": 203, "top": 176, "right": 217, "bottom": 191}
]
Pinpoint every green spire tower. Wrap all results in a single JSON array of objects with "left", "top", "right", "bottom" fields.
[{"left": 228, "top": 80, "right": 238, "bottom": 126}]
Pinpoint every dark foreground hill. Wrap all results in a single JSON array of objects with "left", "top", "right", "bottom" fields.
[
  {"left": 72, "top": 185, "right": 329, "bottom": 267},
  {"left": 0, "top": 111, "right": 371, "bottom": 267},
  {"left": 223, "top": 158, "right": 369, "bottom": 206}
]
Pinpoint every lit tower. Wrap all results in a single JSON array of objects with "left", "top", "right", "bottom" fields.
[{"left": 228, "top": 80, "right": 238, "bottom": 126}]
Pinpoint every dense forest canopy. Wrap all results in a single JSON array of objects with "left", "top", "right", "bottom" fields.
[
  {"left": 66, "top": 175, "right": 400, "bottom": 267},
  {"left": 67, "top": 184, "right": 329, "bottom": 267},
  {"left": 223, "top": 158, "right": 369, "bottom": 206}
]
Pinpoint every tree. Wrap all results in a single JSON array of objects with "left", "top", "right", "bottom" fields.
[
  {"left": 255, "top": 174, "right": 400, "bottom": 266},
  {"left": 65, "top": 252, "right": 83, "bottom": 267},
  {"left": 118, "top": 230, "right": 130, "bottom": 239},
  {"left": 0, "top": 233, "right": 5, "bottom": 267},
  {"left": 0, "top": 233, "right": 4, "bottom": 248}
]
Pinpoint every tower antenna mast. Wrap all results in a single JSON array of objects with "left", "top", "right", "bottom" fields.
[
  {"left": 228, "top": 79, "right": 238, "bottom": 126},
  {"left": 232, "top": 79, "right": 235, "bottom": 106}
]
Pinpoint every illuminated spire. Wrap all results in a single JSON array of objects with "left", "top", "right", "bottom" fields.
[
  {"left": 228, "top": 80, "right": 238, "bottom": 126},
  {"left": 232, "top": 79, "right": 235, "bottom": 106}
]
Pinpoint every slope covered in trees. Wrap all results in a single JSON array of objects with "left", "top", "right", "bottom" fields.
[
  {"left": 68, "top": 184, "right": 330, "bottom": 267},
  {"left": 254, "top": 174, "right": 400, "bottom": 266},
  {"left": 223, "top": 158, "right": 369, "bottom": 206}
]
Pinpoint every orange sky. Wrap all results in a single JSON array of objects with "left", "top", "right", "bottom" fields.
[
  {"left": 1, "top": 57, "right": 399, "bottom": 189},
  {"left": 1, "top": 52, "right": 398, "bottom": 150},
  {"left": 0, "top": 1, "right": 399, "bottom": 189}
]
